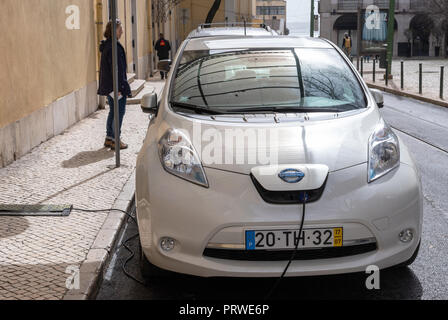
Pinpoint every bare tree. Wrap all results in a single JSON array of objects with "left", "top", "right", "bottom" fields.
[
  {"left": 422, "top": 0, "right": 448, "bottom": 56},
  {"left": 425, "top": 0, "right": 448, "bottom": 35},
  {"left": 153, "top": 0, "right": 184, "bottom": 24}
]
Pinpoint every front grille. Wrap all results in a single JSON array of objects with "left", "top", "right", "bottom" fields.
[
  {"left": 203, "top": 243, "right": 377, "bottom": 261},
  {"left": 250, "top": 174, "right": 327, "bottom": 204}
]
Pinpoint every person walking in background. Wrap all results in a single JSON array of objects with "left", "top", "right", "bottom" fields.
[
  {"left": 155, "top": 33, "right": 171, "bottom": 80},
  {"left": 342, "top": 33, "right": 352, "bottom": 58},
  {"left": 98, "top": 19, "right": 131, "bottom": 150}
]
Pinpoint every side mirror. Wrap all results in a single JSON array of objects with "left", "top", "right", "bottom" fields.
[
  {"left": 370, "top": 89, "right": 384, "bottom": 108},
  {"left": 157, "top": 60, "right": 171, "bottom": 72},
  {"left": 141, "top": 93, "right": 158, "bottom": 115}
]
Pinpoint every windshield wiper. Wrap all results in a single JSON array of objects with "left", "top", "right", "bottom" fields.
[
  {"left": 170, "top": 101, "right": 225, "bottom": 115},
  {"left": 223, "top": 106, "right": 345, "bottom": 114},
  {"left": 170, "top": 102, "right": 352, "bottom": 115}
]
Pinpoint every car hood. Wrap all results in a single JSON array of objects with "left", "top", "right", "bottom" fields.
[{"left": 161, "top": 107, "right": 381, "bottom": 175}]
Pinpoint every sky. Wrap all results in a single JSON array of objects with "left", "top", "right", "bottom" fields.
[{"left": 286, "top": 0, "right": 319, "bottom": 36}]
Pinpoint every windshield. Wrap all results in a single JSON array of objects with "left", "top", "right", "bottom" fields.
[{"left": 171, "top": 48, "right": 366, "bottom": 113}]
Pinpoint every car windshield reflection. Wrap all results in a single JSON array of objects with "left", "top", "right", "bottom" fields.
[{"left": 171, "top": 48, "right": 367, "bottom": 113}]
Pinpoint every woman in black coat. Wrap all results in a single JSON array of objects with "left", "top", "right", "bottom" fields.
[{"left": 98, "top": 19, "right": 131, "bottom": 150}]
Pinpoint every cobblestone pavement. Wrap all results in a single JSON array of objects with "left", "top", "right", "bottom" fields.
[
  {"left": 361, "top": 58, "right": 448, "bottom": 101},
  {"left": 0, "top": 81, "right": 164, "bottom": 300}
]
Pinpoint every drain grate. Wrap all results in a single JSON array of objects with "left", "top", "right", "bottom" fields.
[{"left": 0, "top": 204, "right": 73, "bottom": 217}]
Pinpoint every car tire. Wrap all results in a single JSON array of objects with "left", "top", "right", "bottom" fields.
[
  {"left": 395, "top": 241, "right": 420, "bottom": 268},
  {"left": 138, "top": 241, "right": 170, "bottom": 282}
]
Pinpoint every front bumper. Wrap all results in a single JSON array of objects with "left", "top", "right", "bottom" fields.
[{"left": 136, "top": 157, "right": 423, "bottom": 277}]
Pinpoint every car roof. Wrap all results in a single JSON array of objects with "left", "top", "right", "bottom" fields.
[
  {"left": 188, "top": 27, "right": 278, "bottom": 38},
  {"left": 187, "top": 23, "right": 278, "bottom": 38},
  {"left": 184, "top": 36, "right": 334, "bottom": 51}
]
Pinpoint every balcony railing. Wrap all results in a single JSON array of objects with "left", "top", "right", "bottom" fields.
[
  {"left": 373, "top": 0, "right": 399, "bottom": 9},
  {"left": 337, "top": 0, "right": 399, "bottom": 11},
  {"left": 338, "top": 0, "right": 362, "bottom": 10},
  {"left": 410, "top": 0, "right": 426, "bottom": 11}
]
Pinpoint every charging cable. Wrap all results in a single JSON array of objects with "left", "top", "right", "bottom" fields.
[
  {"left": 73, "top": 207, "right": 147, "bottom": 286},
  {"left": 74, "top": 191, "right": 310, "bottom": 293},
  {"left": 265, "top": 191, "right": 308, "bottom": 299},
  {"left": 72, "top": 207, "right": 135, "bottom": 222}
]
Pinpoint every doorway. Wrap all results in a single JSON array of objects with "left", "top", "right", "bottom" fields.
[
  {"left": 410, "top": 14, "right": 433, "bottom": 56},
  {"left": 131, "top": 0, "right": 138, "bottom": 77}
]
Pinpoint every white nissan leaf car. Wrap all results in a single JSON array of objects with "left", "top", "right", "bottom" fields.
[{"left": 135, "top": 36, "right": 422, "bottom": 278}]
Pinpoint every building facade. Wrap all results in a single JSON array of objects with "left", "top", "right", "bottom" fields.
[
  {"left": 176, "top": 0, "right": 254, "bottom": 42},
  {"left": 0, "top": 0, "right": 256, "bottom": 168},
  {"left": 0, "top": 0, "right": 162, "bottom": 168},
  {"left": 252, "top": 0, "right": 287, "bottom": 34},
  {"left": 319, "top": 0, "right": 447, "bottom": 57}
]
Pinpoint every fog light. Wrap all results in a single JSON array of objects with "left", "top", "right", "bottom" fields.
[
  {"left": 399, "top": 229, "right": 413, "bottom": 243},
  {"left": 160, "top": 237, "right": 175, "bottom": 251}
]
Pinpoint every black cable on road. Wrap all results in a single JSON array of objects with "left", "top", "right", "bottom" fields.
[
  {"left": 121, "top": 204, "right": 146, "bottom": 286},
  {"left": 265, "top": 192, "right": 308, "bottom": 300},
  {"left": 121, "top": 232, "right": 146, "bottom": 286},
  {"left": 73, "top": 205, "right": 147, "bottom": 287}
]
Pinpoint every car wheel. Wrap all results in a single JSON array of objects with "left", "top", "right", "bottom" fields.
[
  {"left": 138, "top": 241, "right": 170, "bottom": 282},
  {"left": 395, "top": 241, "right": 420, "bottom": 268}
]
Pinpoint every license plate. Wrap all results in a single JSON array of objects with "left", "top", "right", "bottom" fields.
[{"left": 245, "top": 227, "right": 343, "bottom": 250}]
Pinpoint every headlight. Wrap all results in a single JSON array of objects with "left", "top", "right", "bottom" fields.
[
  {"left": 158, "top": 128, "right": 209, "bottom": 188},
  {"left": 368, "top": 120, "right": 400, "bottom": 183}
]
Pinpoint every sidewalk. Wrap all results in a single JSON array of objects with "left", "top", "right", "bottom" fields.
[
  {"left": 360, "top": 58, "right": 448, "bottom": 108},
  {"left": 0, "top": 80, "right": 165, "bottom": 300}
]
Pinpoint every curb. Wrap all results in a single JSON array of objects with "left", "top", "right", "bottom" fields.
[
  {"left": 366, "top": 81, "right": 448, "bottom": 109},
  {"left": 62, "top": 171, "right": 136, "bottom": 300}
]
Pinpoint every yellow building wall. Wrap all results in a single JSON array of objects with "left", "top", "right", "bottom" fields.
[
  {"left": 97, "top": 0, "right": 153, "bottom": 76},
  {"left": 178, "top": 0, "right": 226, "bottom": 40},
  {"left": 137, "top": 0, "right": 152, "bottom": 58},
  {"left": 236, "top": 0, "right": 254, "bottom": 22},
  {"left": 121, "top": 0, "right": 134, "bottom": 65},
  {"left": 0, "top": 0, "right": 193, "bottom": 130},
  {"left": 176, "top": 0, "right": 255, "bottom": 42},
  {"left": 0, "top": 0, "right": 97, "bottom": 129}
]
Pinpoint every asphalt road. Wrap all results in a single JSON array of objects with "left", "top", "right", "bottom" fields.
[{"left": 97, "top": 93, "right": 448, "bottom": 300}]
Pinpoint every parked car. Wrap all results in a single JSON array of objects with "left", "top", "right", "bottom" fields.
[{"left": 136, "top": 35, "right": 422, "bottom": 278}]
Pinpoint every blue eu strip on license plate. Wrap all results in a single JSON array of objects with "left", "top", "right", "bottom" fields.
[{"left": 246, "top": 230, "right": 256, "bottom": 250}]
